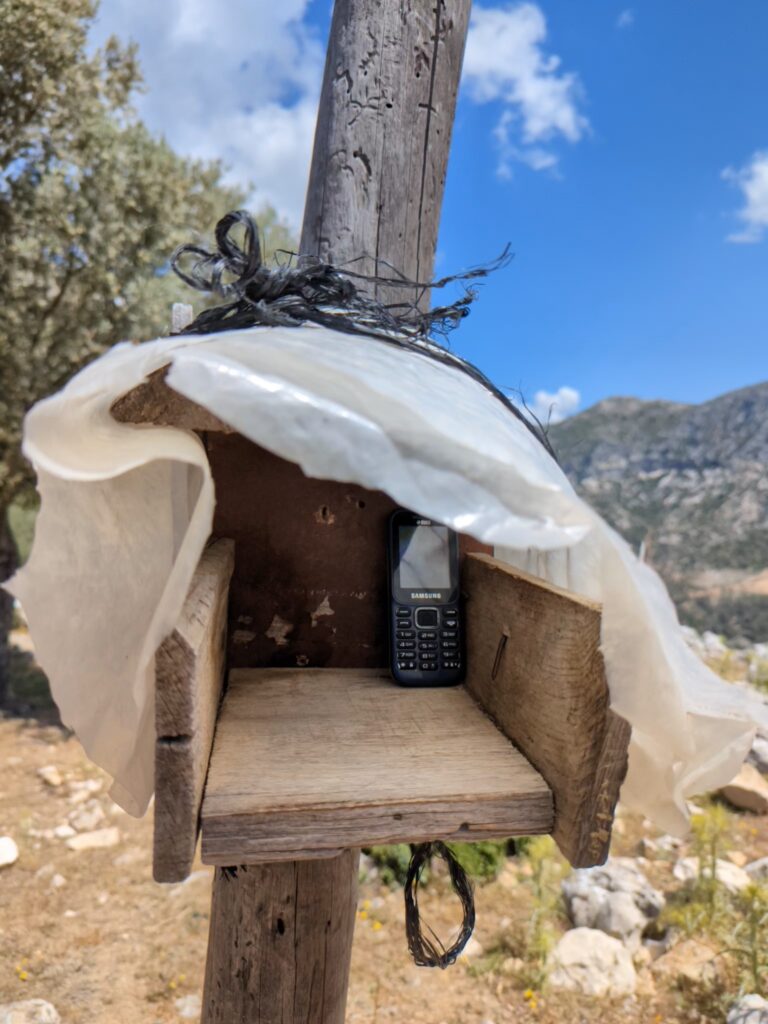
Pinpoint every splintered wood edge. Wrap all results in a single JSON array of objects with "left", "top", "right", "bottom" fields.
[
  {"left": 463, "top": 552, "right": 630, "bottom": 868},
  {"left": 111, "top": 366, "right": 234, "bottom": 432},
  {"left": 153, "top": 539, "right": 235, "bottom": 882}
]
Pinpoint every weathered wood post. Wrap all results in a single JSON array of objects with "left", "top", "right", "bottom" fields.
[{"left": 200, "top": 1, "right": 471, "bottom": 1020}]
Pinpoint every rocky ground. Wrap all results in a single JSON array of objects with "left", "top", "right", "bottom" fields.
[{"left": 1, "top": 628, "right": 767, "bottom": 1024}]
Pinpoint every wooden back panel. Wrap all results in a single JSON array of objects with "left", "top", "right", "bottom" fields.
[
  {"left": 207, "top": 433, "right": 490, "bottom": 669},
  {"left": 463, "top": 553, "right": 631, "bottom": 868}
]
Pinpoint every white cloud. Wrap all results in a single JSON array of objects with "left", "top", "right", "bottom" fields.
[
  {"left": 90, "top": 0, "right": 324, "bottom": 227},
  {"left": 616, "top": 9, "right": 635, "bottom": 30},
  {"left": 463, "top": 3, "right": 589, "bottom": 178},
  {"left": 722, "top": 151, "right": 768, "bottom": 244},
  {"left": 530, "top": 386, "right": 581, "bottom": 425}
]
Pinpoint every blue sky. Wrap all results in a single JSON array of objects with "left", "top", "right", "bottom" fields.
[{"left": 91, "top": 0, "right": 768, "bottom": 421}]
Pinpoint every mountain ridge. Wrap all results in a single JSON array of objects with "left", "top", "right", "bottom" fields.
[{"left": 550, "top": 381, "right": 768, "bottom": 640}]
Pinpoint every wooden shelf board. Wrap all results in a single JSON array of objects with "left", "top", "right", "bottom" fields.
[{"left": 201, "top": 668, "right": 554, "bottom": 864}]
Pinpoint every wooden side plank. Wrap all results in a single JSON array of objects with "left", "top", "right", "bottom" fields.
[
  {"left": 111, "top": 367, "right": 233, "bottom": 432},
  {"left": 202, "top": 851, "right": 359, "bottom": 1024},
  {"left": 201, "top": 669, "right": 553, "bottom": 864},
  {"left": 153, "top": 538, "right": 235, "bottom": 882},
  {"left": 463, "top": 553, "right": 631, "bottom": 868}
]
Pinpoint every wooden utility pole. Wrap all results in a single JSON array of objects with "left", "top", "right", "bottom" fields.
[
  {"left": 201, "top": 2, "right": 471, "bottom": 1021},
  {"left": 301, "top": 0, "right": 472, "bottom": 300}
]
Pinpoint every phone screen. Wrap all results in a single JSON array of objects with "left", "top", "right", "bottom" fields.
[{"left": 398, "top": 524, "right": 452, "bottom": 589}]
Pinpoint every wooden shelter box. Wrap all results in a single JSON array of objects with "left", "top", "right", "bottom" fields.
[{"left": 115, "top": 381, "right": 631, "bottom": 883}]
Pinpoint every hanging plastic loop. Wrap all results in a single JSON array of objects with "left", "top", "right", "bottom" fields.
[{"left": 404, "top": 841, "right": 476, "bottom": 969}]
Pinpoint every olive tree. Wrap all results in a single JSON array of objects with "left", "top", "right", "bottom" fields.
[{"left": 0, "top": 0, "right": 295, "bottom": 699}]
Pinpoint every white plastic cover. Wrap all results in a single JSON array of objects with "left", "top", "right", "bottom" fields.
[{"left": 7, "top": 326, "right": 767, "bottom": 829}]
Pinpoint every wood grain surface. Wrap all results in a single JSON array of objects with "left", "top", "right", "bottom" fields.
[
  {"left": 153, "top": 539, "right": 234, "bottom": 882},
  {"left": 200, "top": 668, "right": 553, "bottom": 864},
  {"left": 208, "top": 434, "right": 491, "bottom": 671},
  {"left": 202, "top": 851, "right": 359, "bottom": 1024},
  {"left": 463, "top": 553, "right": 631, "bottom": 868},
  {"left": 301, "top": 0, "right": 472, "bottom": 309}
]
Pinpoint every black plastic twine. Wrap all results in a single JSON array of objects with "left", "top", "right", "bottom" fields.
[
  {"left": 170, "top": 210, "right": 557, "bottom": 459},
  {"left": 404, "top": 842, "right": 476, "bottom": 969}
]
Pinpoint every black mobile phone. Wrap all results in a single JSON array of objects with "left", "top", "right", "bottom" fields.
[{"left": 388, "top": 509, "right": 464, "bottom": 686}]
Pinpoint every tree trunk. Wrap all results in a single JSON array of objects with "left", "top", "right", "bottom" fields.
[{"left": 0, "top": 506, "right": 19, "bottom": 707}]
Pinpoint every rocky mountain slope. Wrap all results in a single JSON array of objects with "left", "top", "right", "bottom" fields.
[{"left": 550, "top": 381, "right": 768, "bottom": 640}]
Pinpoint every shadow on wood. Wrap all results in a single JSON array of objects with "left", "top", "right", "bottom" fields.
[{"left": 463, "top": 553, "right": 631, "bottom": 868}]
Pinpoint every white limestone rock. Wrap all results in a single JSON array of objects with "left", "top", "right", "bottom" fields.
[
  {"left": 562, "top": 857, "right": 665, "bottom": 948},
  {"left": 702, "top": 631, "right": 728, "bottom": 657},
  {"left": 68, "top": 799, "right": 106, "bottom": 832},
  {"left": 720, "top": 763, "right": 768, "bottom": 815},
  {"left": 0, "top": 1001, "right": 61, "bottom": 1024},
  {"left": 65, "top": 827, "right": 120, "bottom": 851},
  {"left": 0, "top": 837, "right": 19, "bottom": 868},
  {"left": 652, "top": 938, "right": 720, "bottom": 986},
  {"left": 37, "top": 766, "right": 63, "bottom": 789},
  {"left": 549, "top": 928, "right": 637, "bottom": 997},
  {"left": 727, "top": 995, "right": 768, "bottom": 1024},
  {"left": 673, "top": 856, "right": 751, "bottom": 893},
  {"left": 748, "top": 736, "right": 768, "bottom": 774},
  {"left": 745, "top": 856, "right": 768, "bottom": 882},
  {"left": 67, "top": 779, "right": 102, "bottom": 805},
  {"left": 174, "top": 994, "right": 202, "bottom": 1020}
]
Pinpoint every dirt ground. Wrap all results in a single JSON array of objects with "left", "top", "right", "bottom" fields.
[{"left": 1, "top": 710, "right": 766, "bottom": 1024}]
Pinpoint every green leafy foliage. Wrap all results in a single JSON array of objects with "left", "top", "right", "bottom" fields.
[
  {"left": 7, "top": 501, "right": 36, "bottom": 564},
  {"left": 364, "top": 840, "right": 514, "bottom": 888},
  {"left": 363, "top": 845, "right": 413, "bottom": 886},
  {"left": 660, "top": 803, "right": 768, "bottom": 1003},
  {"left": 518, "top": 835, "right": 566, "bottom": 987},
  {"left": 447, "top": 840, "right": 511, "bottom": 880},
  {"left": 0, "top": 0, "right": 296, "bottom": 702},
  {"left": 726, "top": 885, "right": 768, "bottom": 996},
  {"left": 0, "top": 0, "right": 294, "bottom": 516}
]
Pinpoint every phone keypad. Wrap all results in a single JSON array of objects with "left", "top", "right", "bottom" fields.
[{"left": 393, "top": 605, "right": 462, "bottom": 677}]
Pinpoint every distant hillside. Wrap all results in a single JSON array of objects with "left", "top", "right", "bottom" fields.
[{"left": 550, "top": 382, "right": 768, "bottom": 641}]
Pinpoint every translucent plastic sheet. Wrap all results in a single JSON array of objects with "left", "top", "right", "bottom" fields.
[{"left": 7, "top": 326, "right": 767, "bottom": 829}]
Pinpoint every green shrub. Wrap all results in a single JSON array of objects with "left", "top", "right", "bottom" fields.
[
  {"left": 363, "top": 839, "right": 513, "bottom": 887},
  {"left": 363, "top": 844, "right": 412, "bottom": 886},
  {"left": 447, "top": 840, "right": 511, "bottom": 881}
]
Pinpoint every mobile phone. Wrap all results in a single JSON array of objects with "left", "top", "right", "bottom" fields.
[{"left": 388, "top": 509, "right": 464, "bottom": 686}]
